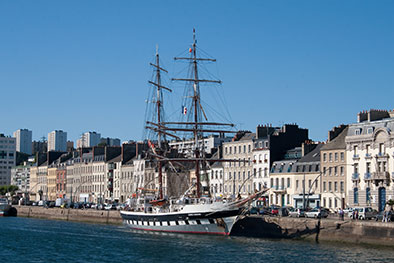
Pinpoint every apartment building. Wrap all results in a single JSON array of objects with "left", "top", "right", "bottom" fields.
[
  {"left": 0, "top": 134, "right": 16, "bottom": 186},
  {"left": 270, "top": 143, "right": 323, "bottom": 208},
  {"left": 346, "top": 110, "right": 394, "bottom": 212},
  {"left": 48, "top": 130, "right": 67, "bottom": 152},
  {"left": 13, "top": 129, "right": 32, "bottom": 155},
  {"left": 320, "top": 125, "right": 348, "bottom": 211}
]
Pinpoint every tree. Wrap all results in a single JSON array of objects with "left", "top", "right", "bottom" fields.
[
  {"left": 0, "top": 185, "right": 19, "bottom": 196},
  {"left": 7, "top": 185, "right": 19, "bottom": 196}
]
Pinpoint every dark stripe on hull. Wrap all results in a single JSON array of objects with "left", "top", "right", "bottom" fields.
[
  {"left": 122, "top": 215, "right": 238, "bottom": 236},
  {"left": 120, "top": 208, "right": 241, "bottom": 222}
]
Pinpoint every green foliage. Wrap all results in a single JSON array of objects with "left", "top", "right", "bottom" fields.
[
  {"left": 386, "top": 199, "right": 394, "bottom": 208},
  {"left": 0, "top": 185, "right": 19, "bottom": 196}
]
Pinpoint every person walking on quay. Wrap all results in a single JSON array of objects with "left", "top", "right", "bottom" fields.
[
  {"left": 339, "top": 208, "right": 344, "bottom": 221},
  {"left": 383, "top": 205, "right": 390, "bottom": 223}
]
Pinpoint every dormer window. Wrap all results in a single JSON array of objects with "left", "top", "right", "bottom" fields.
[
  {"left": 355, "top": 128, "right": 361, "bottom": 135},
  {"left": 367, "top": 127, "right": 374, "bottom": 134}
]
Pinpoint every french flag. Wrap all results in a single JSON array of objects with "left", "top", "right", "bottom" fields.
[{"left": 182, "top": 106, "right": 187, "bottom": 115}]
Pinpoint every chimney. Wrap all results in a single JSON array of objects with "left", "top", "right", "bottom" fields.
[{"left": 328, "top": 124, "right": 347, "bottom": 142}]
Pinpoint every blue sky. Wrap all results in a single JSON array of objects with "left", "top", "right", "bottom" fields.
[{"left": 1, "top": 0, "right": 393, "bottom": 143}]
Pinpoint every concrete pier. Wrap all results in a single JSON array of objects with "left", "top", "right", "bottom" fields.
[{"left": 17, "top": 206, "right": 122, "bottom": 225}]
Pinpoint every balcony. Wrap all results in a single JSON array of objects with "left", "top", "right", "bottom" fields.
[
  {"left": 364, "top": 173, "right": 371, "bottom": 180},
  {"left": 376, "top": 153, "right": 389, "bottom": 159},
  {"left": 365, "top": 153, "right": 372, "bottom": 159},
  {"left": 352, "top": 154, "right": 360, "bottom": 160},
  {"left": 271, "top": 185, "right": 286, "bottom": 193},
  {"left": 352, "top": 173, "right": 360, "bottom": 180},
  {"left": 371, "top": 171, "right": 390, "bottom": 180}
]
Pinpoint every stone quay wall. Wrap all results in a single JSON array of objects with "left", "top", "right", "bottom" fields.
[
  {"left": 232, "top": 215, "right": 394, "bottom": 247},
  {"left": 17, "top": 206, "right": 123, "bottom": 225}
]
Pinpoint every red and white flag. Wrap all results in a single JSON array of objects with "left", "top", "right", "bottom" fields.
[{"left": 182, "top": 106, "right": 187, "bottom": 115}]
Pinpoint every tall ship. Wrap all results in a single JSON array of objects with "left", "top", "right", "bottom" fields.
[{"left": 120, "top": 30, "right": 267, "bottom": 235}]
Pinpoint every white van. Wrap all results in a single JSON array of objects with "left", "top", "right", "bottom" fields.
[{"left": 350, "top": 207, "right": 378, "bottom": 220}]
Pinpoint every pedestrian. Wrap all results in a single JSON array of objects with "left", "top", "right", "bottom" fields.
[
  {"left": 339, "top": 208, "right": 344, "bottom": 221},
  {"left": 383, "top": 204, "right": 390, "bottom": 223}
]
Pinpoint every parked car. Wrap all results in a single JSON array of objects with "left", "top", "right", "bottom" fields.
[
  {"left": 305, "top": 208, "right": 329, "bottom": 218},
  {"left": 269, "top": 205, "right": 280, "bottom": 216},
  {"left": 288, "top": 208, "right": 305, "bottom": 218},
  {"left": 343, "top": 207, "right": 353, "bottom": 215},
  {"left": 105, "top": 204, "right": 117, "bottom": 210},
  {"left": 278, "top": 207, "right": 289, "bottom": 217},
  {"left": 349, "top": 207, "right": 378, "bottom": 220}
]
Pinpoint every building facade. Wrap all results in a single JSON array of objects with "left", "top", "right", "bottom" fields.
[
  {"left": 77, "top": 131, "right": 101, "bottom": 148},
  {"left": 320, "top": 125, "right": 348, "bottom": 211},
  {"left": 48, "top": 130, "right": 67, "bottom": 152},
  {"left": 0, "top": 134, "right": 16, "bottom": 186},
  {"left": 13, "top": 129, "right": 32, "bottom": 155},
  {"left": 346, "top": 110, "right": 394, "bottom": 212}
]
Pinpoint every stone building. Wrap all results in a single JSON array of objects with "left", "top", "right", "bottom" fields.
[
  {"left": 269, "top": 143, "right": 323, "bottom": 208},
  {"left": 320, "top": 125, "right": 348, "bottom": 211},
  {"left": 346, "top": 109, "right": 394, "bottom": 211}
]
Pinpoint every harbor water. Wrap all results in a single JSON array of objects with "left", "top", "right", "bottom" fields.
[{"left": 1, "top": 217, "right": 394, "bottom": 263}]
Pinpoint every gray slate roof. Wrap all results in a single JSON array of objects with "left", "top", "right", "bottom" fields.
[{"left": 321, "top": 127, "right": 348, "bottom": 151}]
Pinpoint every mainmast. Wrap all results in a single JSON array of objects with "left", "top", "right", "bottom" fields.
[
  {"left": 147, "top": 47, "right": 172, "bottom": 199},
  {"left": 172, "top": 29, "right": 228, "bottom": 198}
]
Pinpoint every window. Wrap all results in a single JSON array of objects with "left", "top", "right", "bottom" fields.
[
  {"left": 238, "top": 146, "right": 241, "bottom": 153},
  {"left": 334, "top": 166, "right": 338, "bottom": 176},
  {"left": 296, "top": 180, "right": 299, "bottom": 189},
  {"left": 340, "top": 166, "right": 344, "bottom": 176},
  {"left": 248, "top": 145, "right": 251, "bottom": 153},
  {"left": 225, "top": 147, "right": 227, "bottom": 154},
  {"left": 323, "top": 182, "right": 326, "bottom": 192},
  {"left": 379, "top": 143, "right": 385, "bottom": 155},
  {"left": 229, "top": 147, "right": 232, "bottom": 154},
  {"left": 287, "top": 178, "right": 290, "bottom": 188},
  {"left": 354, "top": 188, "right": 359, "bottom": 204},
  {"left": 243, "top": 145, "right": 246, "bottom": 153},
  {"left": 334, "top": 182, "right": 338, "bottom": 192},
  {"left": 340, "top": 152, "right": 344, "bottom": 161},
  {"left": 323, "top": 153, "right": 327, "bottom": 162},
  {"left": 340, "top": 181, "right": 344, "bottom": 192},
  {"left": 366, "top": 187, "right": 371, "bottom": 203},
  {"left": 328, "top": 182, "right": 332, "bottom": 191},
  {"left": 367, "top": 127, "right": 374, "bottom": 134},
  {"left": 355, "top": 128, "right": 361, "bottom": 135},
  {"left": 334, "top": 153, "right": 338, "bottom": 162},
  {"left": 366, "top": 162, "right": 371, "bottom": 174},
  {"left": 329, "top": 153, "right": 332, "bottom": 162}
]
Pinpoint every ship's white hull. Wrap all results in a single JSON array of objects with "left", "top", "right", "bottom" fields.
[{"left": 120, "top": 209, "right": 240, "bottom": 235}]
